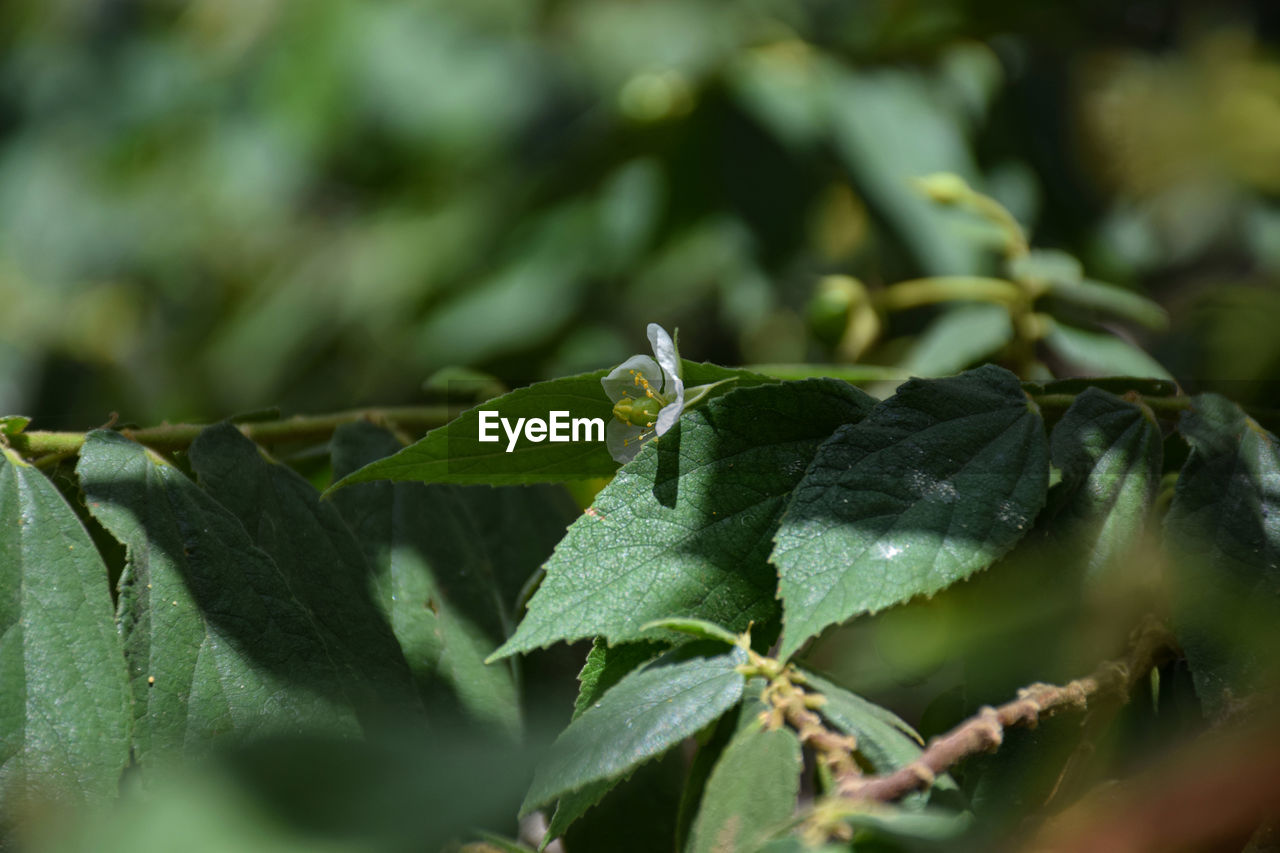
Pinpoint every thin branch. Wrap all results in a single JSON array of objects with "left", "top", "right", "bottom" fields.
[
  {"left": 6, "top": 405, "right": 463, "bottom": 458},
  {"left": 837, "top": 618, "right": 1178, "bottom": 803}
]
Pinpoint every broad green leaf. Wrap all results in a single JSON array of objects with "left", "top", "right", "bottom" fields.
[
  {"left": 773, "top": 365, "right": 1048, "bottom": 658},
  {"left": 328, "top": 422, "right": 574, "bottom": 735},
  {"left": 572, "top": 638, "right": 667, "bottom": 721},
  {"left": 1049, "top": 388, "right": 1162, "bottom": 578},
  {"left": 0, "top": 448, "right": 130, "bottom": 810},
  {"left": 1043, "top": 323, "right": 1173, "bottom": 380},
  {"left": 187, "top": 424, "right": 423, "bottom": 720},
  {"left": 1165, "top": 395, "right": 1280, "bottom": 718},
  {"left": 686, "top": 723, "right": 802, "bottom": 853},
  {"left": 900, "top": 303, "right": 1013, "bottom": 377},
  {"left": 492, "top": 380, "right": 874, "bottom": 658},
  {"left": 827, "top": 67, "right": 983, "bottom": 275},
  {"left": 77, "top": 430, "right": 364, "bottom": 759},
  {"left": 800, "top": 673, "right": 934, "bottom": 777},
  {"left": 521, "top": 647, "right": 748, "bottom": 815},
  {"left": 329, "top": 361, "right": 773, "bottom": 489},
  {"left": 543, "top": 638, "right": 671, "bottom": 843}
]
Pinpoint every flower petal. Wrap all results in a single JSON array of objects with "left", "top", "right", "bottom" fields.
[
  {"left": 606, "top": 418, "right": 650, "bottom": 463},
  {"left": 655, "top": 400, "right": 683, "bottom": 436},
  {"left": 601, "top": 354, "right": 663, "bottom": 403},
  {"left": 646, "top": 323, "right": 683, "bottom": 396}
]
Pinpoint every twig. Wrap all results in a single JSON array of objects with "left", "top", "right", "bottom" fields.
[
  {"left": 837, "top": 618, "right": 1177, "bottom": 803},
  {"left": 6, "top": 405, "right": 463, "bottom": 459}
]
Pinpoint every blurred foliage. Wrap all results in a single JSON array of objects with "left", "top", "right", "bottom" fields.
[{"left": 3, "top": 0, "right": 1277, "bottom": 429}]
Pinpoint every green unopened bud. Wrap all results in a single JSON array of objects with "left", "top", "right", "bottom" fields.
[
  {"left": 612, "top": 395, "right": 665, "bottom": 427},
  {"left": 914, "top": 172, "right": 972, "bottom": 204}
]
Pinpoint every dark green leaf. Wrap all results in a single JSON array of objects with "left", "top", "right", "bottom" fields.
[
  {"left": 521, "top": 647, "right": 748, "bottom": 815},
  {"left": 328, "top": 421, "right": 575, "bottom": 734},
  {"left": 1165, "top": 394, "right": 1280, "bottom": 718},
  {"left": 493, "top": 379, "right": 873, "bottom": 658},
  {"left": 773, "top": 365, "right": 1049, "bottom": 658},
  {"left": 329, "top": 362, "right": 773, "bottom": 489},
  {"left": 187, "top": 424, "right": 423, "bottom": 721},
  {"left": 77, "top": 431, "right": 365, "bottom": 759},
  {"left": 1049, "top": 388, "right": 1162, "bottom": 578},
  {"left": 0, "top": 447, "right": 130, "bottom": 810},
  {"left": 686, "top": 723, "right": 802, "bottom": 853},
  {"left": 800, "top": 673, "right": 938, "bottom": 778}
]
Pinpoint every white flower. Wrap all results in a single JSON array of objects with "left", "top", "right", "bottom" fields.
[{"left": 601, "top": 323, "right": 685, "bottom": 463}]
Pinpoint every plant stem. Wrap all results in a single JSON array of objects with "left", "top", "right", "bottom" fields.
[
  {"left": 834, "top": 618, "right": 1177, "bottom": 804},
  {"left": 6, "top": 405, "right": 463, "bottom": 459}
]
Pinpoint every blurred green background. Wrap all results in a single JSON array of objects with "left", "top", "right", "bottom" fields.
[{"left": 2, "top": 0, "right": 1278, "bottom": 429}]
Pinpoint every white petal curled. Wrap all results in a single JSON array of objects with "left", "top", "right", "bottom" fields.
[
  {"left": 646, "top": 323, "right": 684, "bottom": 398},
  {"left": 601, "top": 354, "right": 664, "bottom": 404}
]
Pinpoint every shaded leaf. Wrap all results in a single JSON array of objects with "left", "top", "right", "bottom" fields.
[
  {"left": 77, "top": 431, "right": 363, "bottom": 759},
  {"left": 686, "top": 723, "right": 802, "bottom": 853},
  {"left": 1165, "top": 394, "right": 1280, "bottom": 718},
  {"left": 572, "top": 638, "right": 667, "bottom": 721},
  {"left": 1049, "top": 388, "right": 1163, "bottom": 578},
  {"left": 773, "top": 365, "right": 1048, "bottom": 658},
  {"left": 521, "top": 647, "right": 748, "bottom": 815},
  {"left": 493, "top": 380, "right": 873, "bottom": 658},
  {"left": 330, "top": 362, "right": 773, "bottom": 489},
  {"left": 187, "top": 424, "right": 423, "bottom": 721},
  {"left": 0, "top": 447, "right": 130, "bottom": 810},
  {"left": 328, "top": 422, "right": 575, "bottom": 734}
]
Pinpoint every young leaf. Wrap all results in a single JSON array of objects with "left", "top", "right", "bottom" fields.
[
  {"left": 187, "top": 424, "right": 423, "bottom": 720},
  {"left": 329, "top": 362, "right": 772, "bottom": 489},
  {"left": 0, "top": 415, "right": 30, "bottom": 436},
  {"left": 328, "top": 421, "right": 575, "bottom": 734},
  {"left": 491, "top": 379, "right": 874, "bottom": 658},
  {"left": 900, "top": 303, "right": 1013, "bottom": 378},
  {"left": 1049, "top": 387, "right": 1162, "bottom": 578},
  {"left": 686, "top": 723, "right": 802, "bottom": 853},
  {"left": 638, "top": 618, "right": 741, "bottom": 647},
  {"left": 77, "top": 430, "right": 363, "bottom": 759},
  {"left": 1165, "top": 395, "right": 1280, "bottom": 718},
  {"left": 1042, "top": 323, "right": 1172, "bottom": 380},
  {"left": 520, "top": 647, "right": 749, "bottom": 816},
  {"left": 773, "top": 365, "right": 1048, "bottom": 659},
  {"left": 0, "top": 447, "right": 130, "bottom": 809}
]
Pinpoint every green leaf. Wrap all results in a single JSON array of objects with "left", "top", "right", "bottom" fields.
[
  {"left": 900, "top": 303, "right": 1013, "bottom": 377},
  {"left": 187, "top": 424, "right": 423, "bottom": 720},
  {"left": 77, "top": 430, "right": 365, "bottom": 759},
  {"left": 1049, "top": 388, "right": 1163, "bottom": 578},
  {"left": 328, "top": 422, "right": 574, "bottom": 735},
  {"left": 0, "top": 447, "right": 130, "bottom": 810},
  {"left": 1165, "top": 395, "right": 1280, "bottom": 718},
  {"left": 686, "top": 723, "right": 802, "bottom": 853},
  {"left": 773, "top": 365, "right": 1048, "bottom": 658},
  {"left": 329, "top": 361, "right": 774, "bottom": 489},
  {"left": 1043, "top": 323, "right": 1173, "bottom": 380},
  {"left": 492, "top": 379, "right": 874, "bottom": 658},
  {"left": 521, "top": 647, "right": 748, "bottom": 815},
  {"left": 0, "top": 415, "right": 30, "bottom": 436},
  {"left": 800, "top": 673, "right": 934, "bottom": 776},
  {"left": 827, "top": 67, "right": 984, "bottom": 275},
  {"left": 638, "top": 618, "right": 740, "bottom": 646},
  {"left": 573, "top": 638, "right": 667, "bottom": 721}
]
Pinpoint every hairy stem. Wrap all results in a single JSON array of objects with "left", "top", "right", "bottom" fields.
[{"left": 836, "top": 618, "right": 1177, "bottom": 803}]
